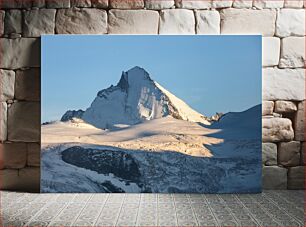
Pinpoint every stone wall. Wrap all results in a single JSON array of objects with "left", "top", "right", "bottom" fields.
[{"left": 0, "top": 0, "right": 305, "bottom": 192}]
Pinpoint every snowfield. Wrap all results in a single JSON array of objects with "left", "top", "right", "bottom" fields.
[
  {"left": 41, "top": 66, "right": 261, "bottom": 193},
  {"left": 41, "top": 106, "right": 261, "bottom": 193}
]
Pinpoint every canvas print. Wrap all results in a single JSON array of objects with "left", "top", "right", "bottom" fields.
[{"left": 41, "top": 35, "right": 262, "bottom": 193}]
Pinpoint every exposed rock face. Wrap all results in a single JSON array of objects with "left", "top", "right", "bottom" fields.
[
  {"left": 278, "top": 141, "right": 301, "bottom": 166},
  {"left": 61, "top": 110, "right": 85, "bottom": 122},
  {"left": 81, "top": 67, "right": 210, "bottom": 129},
  {"left": 159, "top": 9, "right": 195, "bottom": 34},
  {"left": 262, "top": 143, "right": 277, "bottom": 166},
  {"left": 56, "top": 8, "right": 107, "bottom": 34},
  {"left": 262, "top": 118, "right": 294, "bottom": 142},
  {"left": 263, "top": 166, "right": 287, "bottom": 189},
  {"left": 62, "top": 146, "right": 141, "bottom": 184}
]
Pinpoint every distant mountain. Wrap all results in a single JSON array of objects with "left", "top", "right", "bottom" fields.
[
  {"left": 62, "top": 66, "right": 210, "bottom": 129},
  {"left": 61, "top": 109, "right": 84, "bottom": 122}
]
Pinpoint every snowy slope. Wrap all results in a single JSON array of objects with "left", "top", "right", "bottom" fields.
[
  {"left": 155, "top": 82, "right": 210, "bottom": 125},
  {"left": 42, "top": 105, "right": 262, "bottom": 193},
  {"left": 207, "top": 104, "right": 262, "bottom": 139},
  {"left": 80, "top": 66, "right": 210, "bottom": 129}
]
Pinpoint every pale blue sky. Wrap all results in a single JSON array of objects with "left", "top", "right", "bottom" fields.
[{"left": 42, "top": 35, "right": 261, "bottom": 123}]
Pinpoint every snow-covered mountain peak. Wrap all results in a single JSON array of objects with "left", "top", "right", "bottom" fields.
[
  {"left": 64, "top": 67, "right": 210, "bottom": 129},
  {"left": 118, "top": 66, "right": 152, "bottom": 87}
]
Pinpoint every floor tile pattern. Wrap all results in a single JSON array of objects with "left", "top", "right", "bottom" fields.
[{"left": 1, "top": 190, "right": 304, "bottom": 226}]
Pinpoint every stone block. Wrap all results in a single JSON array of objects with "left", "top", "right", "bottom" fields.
[
  {"left": 0, "top": 10, "right": 4, "bottom": 35},
  {"left": 0, "top": 0, "right": 32, "bottom": 9},
  {"left": 262, "top": 118, "right": 294, "bottom": 142},
  {"left": 109, "top": 0, "right": 144, "bottom": 8},
  {"left": 263, "top": 166, "right": 287, "bottom": 189},
  {"left": 27, "top": 143, "right": 40, "bottom": 167},
  {"left": 175, "top": 0, "right": 212, "bottom": 9},
  {"left": 274, "top": 101, "right": 297, "bottom": 113},
  {"left": 280, "top": 37, "right": 305, "bottom": 68},
  {"left": 56, "top": 8, "right": 107, "bottom": 34},
  {"left": 263, "top": 68, "right": 305, "bottom": 101},
  {"left": 262, "top": 101, "right": 274, "bottom": 116},
  {"left": 288, "top": 166, "right": 304, "bottom": 189},
  {"left": 4, "top": 9, "right": 22, "bottom": 34},
  {"left": 159, "top": 9, "right": 195, "bottom": 34},
  {"left": 8, "top": 102, "right": 40, "bottom": 142},
  {"left": 253, "top": 0, "right": 284, "bottom": 8},
  {"left": 0, "top": 142, "right": 27, "bottom": 169},
  {"left": 301, "top": 142, "right": 305, "bottom": 165},
  {"left": 91, "top": 0, "right": 108, "bottom": 8},
  {"left": 23, "top": 9, "right": 56, "bottom": 37},
  {"left": 276, "top": 9, "right": 305, "bottom": 37},
  {"left": 195, "top": 10, "right": 220, "bottom": 34},
  {"left": 108, "top": 10, "right": 159, "bottom": 34},
  {"left": 0, "top": 102, "right": 7, "bottom": 142},
  {"left": 262, "top": 143, "right": 277, "bottom": 166},
  {"left": 262, "top": 37, "right": 280, "bottom": 66},
  {"left": 0, "top": 69, "right": 15, "bottom": 102},
  {"left": 284, "top": 0, "right": 304, "bottom": 8},
  {"left": 15, "top": 68, "right": 40, "bottom": 101},
  {"left": 212, "top": 0, "right": 233, "bottom": 8},
  {"left": 71, "top": 0, "right": 92, "bottom": 7},
  {"left": 278, "top": 141, "right": 301, "bottom": 166},
  {"left": 145, "top": 0, "right": 175, "bottom": 9},
  {"left": 32, "top": 0, "right": 46, "bottom": 8},
  {"left": 220, "top": 8, "right": 276, "bottom": 36},
  {"left": 0, "top": 167, "right": 40, "bottom": 192},
  {"left": 46, "top": 0, "right": 70, "bottom": 8},
  {"left": 0, "top": 38, "right": 40, "bottom": 69},
  {"left": 294, "top": 101, "right": 305, "bottom": 141},
  {"left": 232, "top": 0, "right": 253, "bottom": 8}
]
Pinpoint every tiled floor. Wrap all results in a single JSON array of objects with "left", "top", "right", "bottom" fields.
[{"left": 1, "top": 190, "right": 304, "bottom": 226}]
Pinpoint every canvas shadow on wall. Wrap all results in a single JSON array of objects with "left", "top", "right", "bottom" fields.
[{"left": 41, "top": 35, "right": 262, "bottom": 193}]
